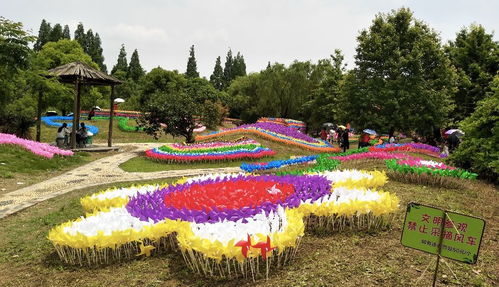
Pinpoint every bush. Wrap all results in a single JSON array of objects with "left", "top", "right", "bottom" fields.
[{"left": 450, "top": 76, "right": 499, "bottom": 183}]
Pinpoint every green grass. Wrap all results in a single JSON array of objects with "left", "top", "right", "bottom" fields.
[
  {"left": 119, "top": 134, "right": 317, "bottom": 172},
  {"left": 0, "top": 160, "right": 497, "bottom": 287},
  {"left": 34, "top": 118, "right": 182, "bottom": 144},
  {"left": 0, "top": 145, "right": 111, "bottom": 195}
]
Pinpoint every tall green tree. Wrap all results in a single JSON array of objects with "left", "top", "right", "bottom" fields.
[
  {"left": 445, "top": 24, "right": 499, "bottom": 122},
  {"left": 62, "top": 25, "right": 71, "bottom": 39},
  {"left": 33, "top": 19, "right": 51, "bottom": 51},
  {"left": 303, "top": 50, "right": 345, "bottom": 132},
  {"left": 87, "top": 32, "right": 107, "bottom": 72},
  {"left": 0, "top": 17, "right": 36, "bottom": 137},
  {"left": 185, "top": 45, "right": 199, "bottom": 78},
  {"left": 74, "top": 23, "right": 86, "bottom": 50},
  {"left": 49, "top": 23, "right": 63, "bottom": 42},
  {"left": 450, "top": 75, "right": 499, "bottom": 183},
  {"left": 340, "top": 8, "right": 456, "bottom": 134},
  {"left": 232, "top": 52, "right": 247, "bottom": 78},
  {"left": 128, "top": 49, "right": 145, "bottom": 82},
  {"left": 111, "top": 44, "right": 128, "bottom": 75},
  {"left": 209, "top": 56, "right": 224, "bottom": 90},
  {"left": 222, "top": 49, "right": 233, "bottom": 89}
]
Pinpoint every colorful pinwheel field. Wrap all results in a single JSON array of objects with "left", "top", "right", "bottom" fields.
[
  {"left": 145, "top": 138, "right": 275, "bottom": 163},
  {"left": 47, "top": 170, "right": 398, "bottom": 279},
  {"left": 196, "top": 122, "right": 340, "bottom": 153},
  {"left": 0, "top": 120, "right": 496, "bottom": 287}
]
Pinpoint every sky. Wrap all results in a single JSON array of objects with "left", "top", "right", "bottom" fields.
[{"left": 2, "top": 0, "right": 498, "bottom": 77}]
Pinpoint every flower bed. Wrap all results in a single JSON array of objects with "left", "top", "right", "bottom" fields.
[
  {"left": 145, "top": 138, "right": 275, "bottom": 163},
  {"left": 369, "top": 143, "right": 441, "bottom": 157},
  {"left": 196, "top": 122, "right": 339, "bottom": 152},
  {"left": 0, "top": 133, "right": 73, "bottom": 158},
  {"left": 240, "top": 155, "right": 318, "bottom": 172},
  {"left": 48, "top": 171, "right": 399, "bottom": 278},
  {"left": 386, "top": 159, "right": 477, "bottom": 180},
  {"left": 257, "top": 117, "right": 307, "bottom": 132}
]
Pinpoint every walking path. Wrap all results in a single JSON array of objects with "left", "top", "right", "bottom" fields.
[{"left": 0, "top": 143, "right": 240, "bottom": 219}]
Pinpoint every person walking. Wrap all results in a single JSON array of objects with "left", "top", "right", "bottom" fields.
[{"left": 341, "top": 128, "right": 349, "bottom": 152}]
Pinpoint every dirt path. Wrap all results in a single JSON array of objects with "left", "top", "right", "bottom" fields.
[{"left": 0, "top": 143, "right": 240, "bottom": 219}]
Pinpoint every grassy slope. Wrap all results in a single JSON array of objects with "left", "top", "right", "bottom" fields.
[
  {"left": 0, "top": 160, "right": 497, "bottom": 287},
  {"left": 119, "top": 134, "right": 319, "bottom": 172},
  {"left": 0, "top": 145, "right": 112, "bottom": 195}
]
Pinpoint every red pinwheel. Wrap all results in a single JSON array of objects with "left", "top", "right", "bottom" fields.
[
  {"left": 235, "top": 234, "right": 252, "bottom": 258},
  {"left": 251, "top": 236, "right": 275, "bottom": 260}
]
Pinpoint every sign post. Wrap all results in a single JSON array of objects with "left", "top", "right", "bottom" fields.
[{"left": 401, "top": 202, "right": 486, "bottom": 286}]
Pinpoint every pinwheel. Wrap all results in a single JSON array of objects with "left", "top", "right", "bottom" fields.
[
  {"left": 0, "top": 133, "right": 73, "bottom": 158},
  {"left": 196, "top": 122, "right": 339, "bottom": 152},
  {"left": 48, "top": 171, "right": 399, "bottom": 279},
  {"left": 386, "top": 159, "right": 477, "bottom": 181},
  {"left": 145, "top": 138, "right": 275, "bottom": 163},
  {"left": 41, "top": 116, "right": 99, "bottom": 135}
]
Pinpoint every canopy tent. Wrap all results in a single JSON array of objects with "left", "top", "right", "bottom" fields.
[{"left": 45, "top": 62, "right": 122, "bottom": 149}]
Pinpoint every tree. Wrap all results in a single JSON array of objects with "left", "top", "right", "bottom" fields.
[
  {"left": 49, "top": 23, "right": 63, "bottom": 42},
  {"left": 111, "top": 44, "right": 128, "bottom": 75},
  {"left": 445, "top": 24, "right": 499, "bottom": 122},
  {"left": 340, "top": 8, "right": 456, "bottom": 134},
  {"left": 210, "top": 56, "right": 224, "bottom": 90},
  {"left": 33, "top": 19, "right": 51, "bottom": 51},
  {"left": 87, "top": 32, "right": 107, "bottom": 72},
  {"left": 185, "top": 45, "right": 199, "bottom": 78},
  {"left": 62, "top": 25, "right": 71, "bottom": 39},
  {"left": 222, "top": 49, "right": 233, "bottom": 89},
  {"left": 450, "top": 75, "right": 499, "bottom": 183},
  {"left": 128, "top": 49, "right": 145, "bottom": 82},
  {"left": 0, "top": 17, "right": 36, "bottom": 137},
  {"left": 74, "top": 23, "right": 86, "bottom": 50},
  {"left": 303, "top": 50, "right": 345, "bottom": 132},
  {"left": 232, "top": 52, "right": 247, "bottom": 78},
  {"left": 138, "top": 68, "right": 196, "bottom": 142},
  {"left": 33, "top": 39, "right": 102, "bottom": 115}
]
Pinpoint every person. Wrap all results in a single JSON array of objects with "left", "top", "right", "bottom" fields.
[
  {"left": 448, "top": 133, "right": 460, "bottom": 153},
  {"left": 87, "top": 107, "right": 96, "bottom": 120},
  {"left": 389, "top": 135, "right": 396, "bottom": 144},
  {"left": 341, "top": 128, "right": 349, "bottom": 152},
  {"left": 76, "top": 122, "right": 88, "bottom": 147},
  {"left": 320, "top": 129, "right": 327, "bottom": 141},
  {"left": 359, "top": 132, "right": 370, "bottom": 148},
  {"left": 328, "top": 128, "right": 336, "bottom": 144},
  {"left": 56, "top": 123, "right": 70, "bottom": 148}
]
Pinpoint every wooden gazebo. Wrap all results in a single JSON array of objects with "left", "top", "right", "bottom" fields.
[{"left": 46, "top": 62, "right": 122, "bottom": 149}]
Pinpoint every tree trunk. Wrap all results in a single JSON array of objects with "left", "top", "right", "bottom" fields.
[{"left": 36, "top": 91, "right": 42, "bottom": 142}]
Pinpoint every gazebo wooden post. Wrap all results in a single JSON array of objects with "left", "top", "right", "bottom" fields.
[
  {"left": 108, "top": 85, "right": 115, "bottom": 147},
  {"left": 75, "top": 79, "right": 82, "bottom": 133},
  {"left": 71, "top": 78, "right": 79, "bottom": 149}
]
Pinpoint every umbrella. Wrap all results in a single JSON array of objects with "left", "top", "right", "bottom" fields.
[
  {"left": 114, "top": 98, "right": 125, "bottom": 103},
  {"left": 363, "top": 129, "right": 377, "bottom": 135},
  {"left": 322, "top": 123, "right": 334, "bottom": 128},
  {"left": 338, "top": 125, "right": 346, "bottom": 129},
  {"left": 445, "top": 129, "right": 465, "bottom": 137}
]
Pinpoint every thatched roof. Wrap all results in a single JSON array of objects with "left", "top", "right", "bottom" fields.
[{"left": 47, "top": 61, "right": 122, "bottom": 86}]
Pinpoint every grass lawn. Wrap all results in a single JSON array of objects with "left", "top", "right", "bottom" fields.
[
  {"left": 33, "top": 118, "right": 179, "bottom": 144},
  {"left": 119, "top": 134, "right": 319, "bottom": 172},
  {"left": 0, "top": 145, "right": 115, "bottom": 195},
  {"left": 0, "top": 160, "right": 497, "bottom": 287}
]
